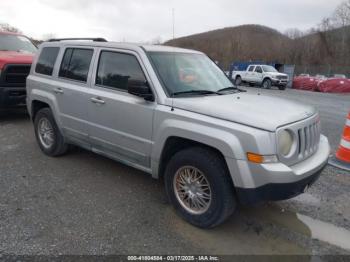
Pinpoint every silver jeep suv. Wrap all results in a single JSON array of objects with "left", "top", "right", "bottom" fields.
[{"left": 26, "top": 38, "right": 330, "bottom": 228}]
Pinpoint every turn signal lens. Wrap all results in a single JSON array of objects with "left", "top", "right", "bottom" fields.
[
  {"left": 247, "top": 153, "right": 263, "bottom": 163},
  {"left": 247, "top": 153, "right": 278, "bottom": 164}
]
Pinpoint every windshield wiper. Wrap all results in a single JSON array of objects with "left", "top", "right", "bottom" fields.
[
  {"left": 217, "top": 86, "right": 247, "bottom": 94},
  {"left": 217, "top": 86, "right": 237, "bottom": 92},
  {"left": 172, "top": 90, "right": 220, "bottom": 96}
]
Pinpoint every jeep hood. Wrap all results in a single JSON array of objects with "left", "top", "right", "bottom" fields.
[
  {"left": 169, "top": 92, "right": 316, "bottom": 131},
  {"left": 0, "top": 51, "right": 34, "bottom": 69}
]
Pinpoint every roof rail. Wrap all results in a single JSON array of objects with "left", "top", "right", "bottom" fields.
[{"left": 48, "top": 38, "right": 107, "bottom": 42}]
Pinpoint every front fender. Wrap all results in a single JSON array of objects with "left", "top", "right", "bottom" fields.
[
  {"left": 153, "top": 119, "right": 245, "bottom": 161},
  {"left": 151, "top": 116, "right": 246, "bottom": 181}
]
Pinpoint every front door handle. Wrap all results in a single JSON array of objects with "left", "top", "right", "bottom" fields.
[
  {"left": 53, "top": 88, "right": 64, "bottom": 94},
  {"left": 90, "top": 97, "right": 105, "bottom": 105}
]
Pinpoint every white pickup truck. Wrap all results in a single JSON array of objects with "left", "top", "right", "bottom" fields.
[{"left": 232, "top": 65, "right": 289, "bottom": 90}]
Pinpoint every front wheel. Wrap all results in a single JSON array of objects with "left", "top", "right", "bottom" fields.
[
  {"left": 278, "top": 85, "right": 286, "bottom": 90},
  {"left": 262, "top": 79, "right": 272, "bottom": 89},
  {"left": 164, "top": 147, "right": 237, "bottom": 228}
]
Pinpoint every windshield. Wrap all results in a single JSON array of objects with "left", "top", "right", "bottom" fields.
[
  {"left": 148, "top": 52, "right": 234, "bottom": 96},
  {"left": 0, "top": 34, "right": 37, "bottom": 53},
  {"left": 262, "top": 65, "right": 278, "bottom": 73}
]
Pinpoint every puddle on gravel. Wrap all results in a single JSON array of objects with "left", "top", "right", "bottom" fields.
[
  {"left": 243, "top": 204, "right": 350, "bottom": 251},
  {"left": 166, "top": 207, "right": 308, "bottom": 255},
  {"left": 167, "top": 200, "right": 350, "bottom": 254}
]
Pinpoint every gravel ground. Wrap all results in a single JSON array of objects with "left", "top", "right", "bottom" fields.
[{"left": 0, "top": 88, "right": 350, "bottom": 258}]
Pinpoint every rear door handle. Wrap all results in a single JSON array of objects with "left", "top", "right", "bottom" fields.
[
  {"left": 53, "top": 88, "right": 64, "bottom": 94},
  {"left": 90, "top": 97, "right": 105, "bottom": 105}
]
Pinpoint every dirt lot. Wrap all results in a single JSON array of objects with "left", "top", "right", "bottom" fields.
[{"left": 0, "top": 88, "right": 350, "bottom": 257}]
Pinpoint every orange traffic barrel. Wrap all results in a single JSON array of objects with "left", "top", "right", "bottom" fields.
[{"left": 329, "top": 112, "right": 350, "bottom": 171}]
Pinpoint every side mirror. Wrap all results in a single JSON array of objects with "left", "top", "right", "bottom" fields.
[{"left": 127, "top": 80, "right": 154, "bottom": 102}]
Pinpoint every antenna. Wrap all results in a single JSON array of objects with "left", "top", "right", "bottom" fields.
[
  {"left": 171, "top": 8, "right": 175, "bottom": 112},
  {"left": 172, "top": 8, "right": 175, "bottom": 40}
]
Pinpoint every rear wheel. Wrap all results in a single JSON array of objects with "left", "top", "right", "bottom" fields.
[
  {"left": 34, "top": 108, "right": 68, "bottom": 157},
  {"left": 262, "top": 79, "right": 272, "bottom": 89},
  {"left": 164, "top": 147, "right": 237, "bottom": 228}
]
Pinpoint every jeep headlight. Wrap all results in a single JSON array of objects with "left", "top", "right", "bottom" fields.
[{"left": 278, "top": 130, "right": 294, "bottom": 156}]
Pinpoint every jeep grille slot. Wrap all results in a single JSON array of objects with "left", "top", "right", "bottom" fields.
[
  {"left": 3, "top": 65, "right": 31, "bottom": 85},
  {"left": 297, "top": 121, "right": 320, "bottom": 159}
]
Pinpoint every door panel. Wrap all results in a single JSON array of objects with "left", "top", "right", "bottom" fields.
[
  {"left": 254, "top": 66, "right": 263, "bottom": 83},
  {"left": 54, "top": 80, "right": 91, "bottom": 147},
  {"left": 53, "top": 47, "right": 96, "bottom": 148},
  {"left": 87, "top": 49, "right": 155, "bottom": 170},
  {"left": 88, "top": 88, "right": 155, "bottom": 168},
  {"left": 246, "top": 66, "right": 255, "bottom": 82}
]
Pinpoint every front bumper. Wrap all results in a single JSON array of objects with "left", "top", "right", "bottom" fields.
[
  {"left": 0, "top": 86, "right": 26, "bottom": 107},
  {"left": 271, "top": 78, "right": 288, "bottom": 86},
  {"left": 232, "top": 135, "right": 330, "bottom": 205}
]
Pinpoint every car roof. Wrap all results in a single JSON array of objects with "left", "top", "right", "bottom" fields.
[{"left": 40, "top": 40, "right": 202, "bottom": 54}]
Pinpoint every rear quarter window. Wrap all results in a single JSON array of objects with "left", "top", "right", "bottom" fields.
[{"left": 35, "top": 47, "right": 60, "bottom": 76}]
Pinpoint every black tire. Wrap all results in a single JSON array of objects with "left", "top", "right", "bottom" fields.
[
  {"left": 278, "top": 85, "right": 286, "bottom": 90},
  {"left": 235, "top": 76, "right": 242, "bottom": 86},
  {"left": 164, "top": 147, "right": 236, "bottom": 228},
  {"left": 262, "top": 79, "right": 272, "bottom": 89},
  {"left": 34, "top": 107, "right": 68, "bottom": 157}
]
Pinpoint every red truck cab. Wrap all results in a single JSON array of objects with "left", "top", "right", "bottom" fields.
[{"left": 0, "top": 31, "right": 37, "bottom": 107}]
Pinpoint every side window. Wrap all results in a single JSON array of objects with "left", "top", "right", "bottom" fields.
[
  {"left": 35, "top": 47, "right": 60, "bottom": 76},
  {"left": 59, "top": 48, "right": 93, "bottom": 82},
  {"left": 255, "top": 66, "right": 263, "bottom": 73},
  {"left": 248, "top": 66, "right": 255, "bottom": 72},
  {"left": 96, "top": 51, "right": 146, "bottom": 90}
]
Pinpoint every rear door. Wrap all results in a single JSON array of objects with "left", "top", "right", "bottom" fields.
[
  {"left": 87, "top": 48, "right": 156, "bottom": 171},
  {"left": 53, "top": 46, "right": 96, "bottom": 148}
]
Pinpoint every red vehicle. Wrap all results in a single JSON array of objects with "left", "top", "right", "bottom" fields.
[{"left": 0, "top": 31, "right": 37, "bottom": 107}]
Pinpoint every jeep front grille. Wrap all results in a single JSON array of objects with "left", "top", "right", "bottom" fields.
[
  {"left": 297, "top": 121, "right": 321, "bottom": 159},
  {"left": 277, "top": 113, "right": 320, "bottom": 166}
]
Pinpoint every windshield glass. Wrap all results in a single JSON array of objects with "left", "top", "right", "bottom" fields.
[
  {"left": 262, "top": 65, "right": 278, "bottom": 73},
  {"left": 148, "top": 52, "right": 233, "bottom": 96},
  {"left": 0, "top": 34, "right": 37, "bottom": 53}
]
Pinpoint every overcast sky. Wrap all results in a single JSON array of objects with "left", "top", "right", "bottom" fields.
[{"left": 0, "top": 0, "right": 344, "bottom": 42}]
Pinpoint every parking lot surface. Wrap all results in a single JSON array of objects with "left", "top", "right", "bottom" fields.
[{"left": 1, "top": 88, "right": 350, "bottom": 256}]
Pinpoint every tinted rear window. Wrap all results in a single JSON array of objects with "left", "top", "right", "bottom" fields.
[
  {"left": 35, "top": 47, "right": 59, "bottom": 76},
  {"left": 59, "top": 48, "right": 93, "bottom": 82}
]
